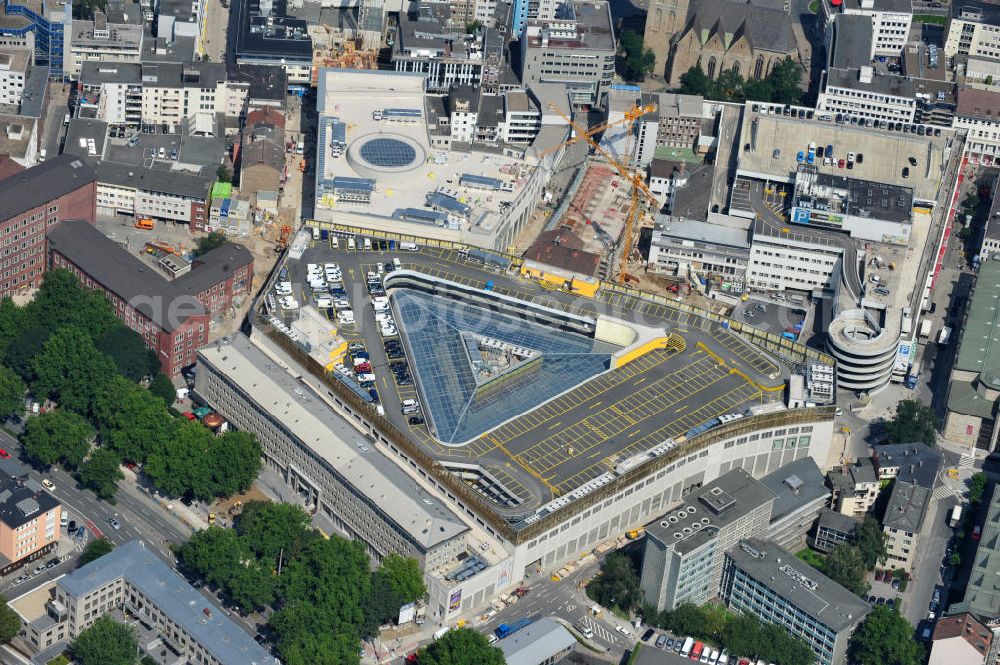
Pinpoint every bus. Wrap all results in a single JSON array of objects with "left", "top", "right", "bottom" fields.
[
  {"left": 690, "top": 641, "right": 704, "bottom": 661},
  {"left": 680, "top": 637, "right": 695, "bottom": 657}
]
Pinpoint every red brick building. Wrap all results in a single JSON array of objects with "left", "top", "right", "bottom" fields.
[
  {"left": 0, "top": 155, "right": 96, "bottom": 297},
  {"left": 46, "top": 220, "right": 253, "bottom": 376}
]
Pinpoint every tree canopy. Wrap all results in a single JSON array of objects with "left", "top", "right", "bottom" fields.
[
  {"left": 970, "top": 472, "right": 988, "bottom": 505},
  {"left": 95, "top": 327, "right": 160, "bottom": 382},
  {"left": 823, "top": 543, "right": 869, "bottom": 597},
  {"left": 585, "top": 552, "right": 643, "bottom": 613},
  {"left": 193, "top": 232, "right": 228, "bottom": 257},
  {"left": 177, "top": 502, "right": 427, "bottom": 665},
  {"left": 31, "top": 327, "right": 117, "bottom": 414},
  {"left": 20, "top": 410, "right": 93, "bottom": 469},
  {"left": 854, "top": 517, "right": 889, "bottom": 570},
  {"left": 850, "top": 606, "right": 924, "bottom": 665},
  {"left": 679, "top": 58, "right": 802, "bottom": 104},
  {"left": 70, "top": 615, "right": 138, "bottom": 665},
  {"left": 0, "top": 594, "right": 20, "bottom": 643},
  {"left": 0, "top": 365, "right": 24, "bottom": 420},
  {"left": 79, "top": 538, "right": 115, "bottom": 567},
  {"left": 645, "top": 602, "right": 812, "bottom": 665},
  {"left": 885, "top": 400, "right": 939, "bottom": 446},
  {"left": 79, "top": 449, "right": 124, "bottom": 500},
  {"left": 618, "top": 31, "right": 656, "bottom": 82},
  {"left": 148, "top": 373, "right": 177, "bottom": 408},
  {"left": 415, "top": 627, "right": 506, "bottom": 665}
]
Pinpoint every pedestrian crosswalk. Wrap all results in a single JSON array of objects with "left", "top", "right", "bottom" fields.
[
  {"left": 932, "top": 484, "right": 956, "bottom": 500},
  {"left": 958, "top": 452, "right": 976, "bottom": 469},
  {"left": 578, "top": 615, "right": 618, "bottom": 644}
]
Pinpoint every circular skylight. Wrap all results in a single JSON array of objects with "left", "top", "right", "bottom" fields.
[{"left": 359, "top": 138, "right": 417, "bottom": 168}]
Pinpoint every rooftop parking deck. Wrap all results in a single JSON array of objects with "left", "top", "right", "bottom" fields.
[
  {"left": 738, "top": 106, "right": 948, "bottom": 204},
  {"left": 262, "top": 233, "right": 800, "bottom": 517}
]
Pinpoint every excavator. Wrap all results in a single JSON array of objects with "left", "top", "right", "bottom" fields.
[{"left": 275, "top": 224, "right": 292, "bottom": 253}]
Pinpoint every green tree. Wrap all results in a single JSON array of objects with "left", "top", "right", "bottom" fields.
[
  {"left": 216, "top": 164, "right": 232, "bottom": 184},
  {"left": 823, "top": 543, "right": 869, "bottom": 597},
  {"left": 0, "top": 365, "right": 24, "bottom": 419},
  {"left": 0, "top": 594, "right": 20, "bottom": 643},
  {"left": 194, "top": 232, "right": 228, "bottom": 257},
  {"left": 854, "top": 517, "right": 889, "bottom": 570},
  {"left": 178, "top": 527, "right": 249, "bottom": 589},
  {"left": 236, "top": 501, "right": 312, "bottom": 565},
  {"left": 654, "top": 602, "right": 709, "bottom": 638},
  {"left": 743, "top": 77, "right": 774, "bottom": 103},
  {"left": 679, "top": 65, "right": 710, "bottom": 96},
  {"left": 949, "top": 551, "right": 961, "bottom": 566},
  {"left": 619, "top": 31, "right": 656, "bottom": 82},
  {"left": 709, "top": 69, "right": 745, "bottom": 102},
  {"left": 143, "top": 421, "right": 216, "bottom": 500},
  {"left": 416, "top": 627, "right": 505, "bottom": 665},
  {"left": 79, "top": 448, "right": 123, "bottom": 500},
  {"left": 376, "top": 554, "right": 426, "bottom": 604},
  {"left": 0, "top": 298, "right": 25, "bottom": 359},
  {"left": 766, "top": 57, "right": 803, "bottom": 105},
  {"left": 148, "top": 373, "right": 176, "bottom": 407},
  {"left": 92, "top": 376, "right": 177, "bottom": 463},
  {"left": 70, "top": 615, "right": 138, "bottom": 665},
  {"left": 27, "top": 269, "right": 118, "bottom": 341},
  {"left": 884, "top": 399, "right": 939, "bottom": 446},
  {"left": 466, "top": 19, "right": 483, "bottom": 32},
  {"left": 362, "top": 571, "right": 403, "bottom": 636},
  {"left": 850, "top": 605, "right": 925, "bottom": 665},
  {"left": 79, "top": 538, "right": 115, "bottom": 566},
  {"left": 585, "top": 552, "right": 642, "bottom": 613},
  {"left": 723, "top": 613, "right": 813, "bottom": 665},
  {"left": 208, "top": 430, "right": 262, "bottom": 497},
  {"left": 20, "top": 410, "right": 93, "bottom": 469},
  {"left": 970, "top": 472, "right": 988, "bottom": 504},
  {"left": 95, "top": 327, "right": 159, "bottom": 382},
  {"left": 31, "top": 327, "right": 117, "bottom": 414},
  {"left": 5, "top": 326, "right": 50, "bottom": 382}
]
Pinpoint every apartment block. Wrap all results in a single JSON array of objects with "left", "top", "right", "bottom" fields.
[
  {"left": 0, "top": 476, "right": 61, "bottom": 576},
  {"left": 881, "top": 479, "right": 930, "bottom": 571},
  {"left": 760, "top": 458, "right": 829, "bottom": 551},
  {"left": 647, "top": 216, "right": 751, "bottom": 282},
  {"left": 635, "top": 92, "right": 704, "bottom": 166},
  {"left": 843, "top": 0, "right": 913, "bottom": 56},
  {"left": 0, "top": 47, "right": 30, "bottom": 107},
  {"left": 722, "top": 538, "right": 870, "bottom": 665},
  {"left": 639, "top": 468, "right": 776, "bottom": 612},
  {"left": 945, "top": 0, "right": 1000, "bottom": 61},
  {"left": 519, "top": 1, "right": 615, "bottom": 109},
  {"left": 47, "top": 220, "right": 252, "bottom": 376},
  {"left": 953, "top": 87, "right": 1000, "bottom": 167},
  {"left": 812, "top": 508, "right": 861, "bottom": 554},
  {"left": 0, "top": 155, "right": 96, "bottom": 297},
  {"left": 828, "top": 457, "right": 880, "bottom": 517},
  {"left": 67, "top": 9, "right": 143, "bottom": 79},
  {"left": 11, "top": 540, "right": 276, "bottom": 664},
  {"left": 93, "top": 161, "right": 212, "bottom": 231}
]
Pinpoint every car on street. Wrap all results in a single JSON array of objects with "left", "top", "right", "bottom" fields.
[
  {"left": 408, "top": 416, "right": 425, "bottom": 425},
  {"left": 41, "top": 478, "right": 55, "bottom": 491},
  {"left": 107, "top": 517, "right": 121, "bottom": 530},
  {"left": 642, "top": 628, "right": 656, "bottom": 642},
  {"left": 0, "top": 448, "right": 10, "bottom": 459}
]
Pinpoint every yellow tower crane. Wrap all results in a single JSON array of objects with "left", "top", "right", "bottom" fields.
[{"left": 544, "top": 102, "right": 662, "bottom": 283}]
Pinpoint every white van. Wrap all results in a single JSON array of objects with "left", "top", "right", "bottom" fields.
[
  {"left": 348, "top": 238, "right": 356, "bottom": 250},
  {"left": 402, "top": 399, "right": 419, "bottom": 408},
  {"left": 331, "top": 237, "right": 340, "bottom": 249},
  {"left": 393, "top": 257, "right": 402, "bottom": 270},
  {"left": 577, "top": 625, "right": 593, "bottom": 639},
  {"left": 400, "top": 242, "right": 419, "bottom": 251},
  {"left": 312, "top": 226, "right": 321, "bottom": 241},
  {"left": 337, "top": 311, "right": 355, "bottom": 324},
  {"left": 61, "top": 512, "right": 69, "bottom": 527},
  {"left": 363, "top": 238, "right": 372, "bottom": 251}
]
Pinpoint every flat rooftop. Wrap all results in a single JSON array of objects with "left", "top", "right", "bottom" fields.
[
  {"left": 797, "top": 170, "right": 914, "bottom": 225},
  {"left": 738, "top": 106, "right": 947, "bottom": 203},
  {"left": 314, "top": 69, "right": 540, "bottom": 237},
  {"left": 646, "top": 468, "right": 776, "bottom": 555},
  {"left": 59, "top": 540, "right": 277, "bottom": 665},
  {"left": 523, "top": 0, "right": 615, "bottom": 52},
  {"left": 197, "top": 333, "right": 470, "bottom": 551},
  {"left": 272, "top": 241, "right": 795, "bottom": 521},
  {"left": 953, "top": 257, "right": 1000, "bottom": 388},
  {"left": 727, "top": 537, "right": 871, "bottom": 632}
]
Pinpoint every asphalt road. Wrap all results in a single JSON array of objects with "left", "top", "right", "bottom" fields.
[{"left": 0, "top": 427, "right": 271, "bottom": 648}]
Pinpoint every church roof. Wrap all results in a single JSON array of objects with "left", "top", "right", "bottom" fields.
[{"left": 686, "top": 0, "right": 797, "bottom": 54}]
